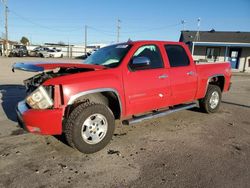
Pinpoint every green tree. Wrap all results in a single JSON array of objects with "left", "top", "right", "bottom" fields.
[{"left": 20, "top": 36, "right": 29, "bottom": 45}]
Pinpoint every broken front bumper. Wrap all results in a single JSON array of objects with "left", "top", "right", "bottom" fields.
[{"left": 16, "top": 100, "right": 63, "bottom": 135}]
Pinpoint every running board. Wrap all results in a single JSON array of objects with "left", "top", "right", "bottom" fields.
[{"left": 122, "top": 103, "right": 197, "bottom": 125}]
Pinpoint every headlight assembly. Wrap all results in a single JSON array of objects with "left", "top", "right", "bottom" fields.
[{"left": 26, "top": 86, "right": 53, "bottom": 109}]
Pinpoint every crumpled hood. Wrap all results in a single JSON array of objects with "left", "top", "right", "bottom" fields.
[{"left": 12, "top": 62, "right": 105, "bottom": 72}]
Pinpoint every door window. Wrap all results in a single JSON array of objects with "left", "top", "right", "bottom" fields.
[
  {"left": 165, "top": 45, "right": 190, "bottom": 67},
  {"left": 130, "top": 45, "right": 163, "bottom": 70}
]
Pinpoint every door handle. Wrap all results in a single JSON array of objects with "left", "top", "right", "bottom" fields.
[
  {"left": 187, "top": 71, "right": 195, "bottom": 76},
  {"left": 158, "top": 74, "right": 168, "bottom": 79}
]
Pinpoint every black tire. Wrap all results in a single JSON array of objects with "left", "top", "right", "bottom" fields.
[
  {"left": 64, "top": 103, "right": 115, "bottom": 154},
  {"left": 39, "top": 53, "right": 44, "bottom": 58},
  {"left": 19, "top": 51, "right": 23, "bottom": 57},
  {"left": 199, "top": 85, "right": 222, "bottom": 113},
  {"left": 60, "top": 54, "right": 63, "bottom": 58}
]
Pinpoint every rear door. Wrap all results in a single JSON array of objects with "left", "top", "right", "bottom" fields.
[
  {"left": 164, "top": 44, "right": 197, "bottom": 105},
  {"left": 123, "top": 44, "right": 171, "bottom": 115}
]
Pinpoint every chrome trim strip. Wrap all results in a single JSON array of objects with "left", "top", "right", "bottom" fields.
[
  {"left": 204, "top": 74, "right": 225, "bottom": 95},
  {"left": 67, "top": 88, "right": 123, "bottom": 115},
  {"left": 158, "top": 74, "right": 168, "bottom": 79},
  {"left": 123, "top": 103, "right": 197, "bottom": 125},
  {"left": 187, "top": 71, "right": 195, "bottom": 76}
]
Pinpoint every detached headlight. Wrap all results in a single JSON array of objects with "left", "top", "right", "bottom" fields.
[{"left": 26, "top": 86, "right": 53, "bottom": 109}]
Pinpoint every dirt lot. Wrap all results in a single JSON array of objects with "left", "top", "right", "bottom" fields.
[{"left": 0, "top": 57, "right": 250, "bottom": 188}]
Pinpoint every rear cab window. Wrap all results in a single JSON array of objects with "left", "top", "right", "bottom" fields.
[{"left": 165, "top": 45, "right": 190, "bottom": 67}]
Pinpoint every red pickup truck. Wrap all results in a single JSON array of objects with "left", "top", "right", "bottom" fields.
[{"left": 13, "top": 41, "right": 232, "bottom": 153}]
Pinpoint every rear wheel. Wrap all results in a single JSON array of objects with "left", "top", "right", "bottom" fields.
[
  {"left": 64, "top": 103, "right": 115, "bottom": 154},
  {"left": 199, "top": 85, "right": 222, "bottom": 113}
]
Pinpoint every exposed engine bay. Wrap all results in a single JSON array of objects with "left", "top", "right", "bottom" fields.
[{"left": 24, "top": 67, "right": 93, "bottom": 94}]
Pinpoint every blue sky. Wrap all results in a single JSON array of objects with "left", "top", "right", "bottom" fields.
[{"left": 0, "top": 0, "right": 249, "bottom": 45}]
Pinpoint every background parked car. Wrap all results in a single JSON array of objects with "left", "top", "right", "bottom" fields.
[
  {"left": 48, "top": 49, "right": 63, "bottom": 58},
  {"left": 76, "top": 49, "right": 96, "bottom": 59},
  {"left": 29, "top": 47, "right": 50, "bottom": 58},
  {"left": 9, "top": 45, "right": 28, "bottom": 57}
]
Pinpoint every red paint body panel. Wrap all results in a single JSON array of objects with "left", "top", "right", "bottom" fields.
[
  {"left": 166, "top": 44, "right": 198, "bottom": 104},
  {"left": 22, "top": 108, "right": 63, "bottom": 134},
  {"left": 195, "top": 62, "right": 232, "bottom": 99},
  {"left": 123, "top": 68, "right": 171, "bottom": 115},
  {"left": 16, "top": 41, "right": 232, "bottom": 135},
  {"left": 34, "top": 62, "right": 105, "bottom": 70},
  {"left": 44, "top": 68, "right": 125, "bottom": 115}
]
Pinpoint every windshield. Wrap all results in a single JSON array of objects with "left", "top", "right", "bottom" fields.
[{"left": 84, "top": 44, "right": 131, "bottom": 68}]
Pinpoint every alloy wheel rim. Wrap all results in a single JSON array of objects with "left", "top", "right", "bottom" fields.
[
  {"left": 209, "top": 91, "right": 219, "bottom": 109},
  {"left": 81, "top": 113, "right": 108, "bottom": 144}
]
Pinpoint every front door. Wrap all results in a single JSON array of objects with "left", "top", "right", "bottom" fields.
[
  {"left": 229, "top": 48, "right": 241, "bottom": 69},
  {"left": 123, "top": 44, "right": 171, "bottom": 116}
]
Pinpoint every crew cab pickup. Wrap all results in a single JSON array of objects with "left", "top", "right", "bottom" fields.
[{"left": 13, "top": 41, "right": 232, "bottom": 153}]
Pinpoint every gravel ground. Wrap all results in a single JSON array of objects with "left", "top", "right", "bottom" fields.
[{"left": 0, "top": 57, "right": 250, "bottom": 188}]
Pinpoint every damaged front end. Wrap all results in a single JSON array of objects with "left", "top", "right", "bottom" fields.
[
  {"left": 13, "top": 61, "right": 105, "bottom": 134},
  {"left": 22, "top": 73, "right": 58, "bottom": 110},
  {"left": 13, "top": 62, "right": 103, "bottom": 110}
]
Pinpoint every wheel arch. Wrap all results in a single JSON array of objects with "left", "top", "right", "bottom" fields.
[
  {"left": 206, "top": 74, "right": 225, "bottom": 93},
  {"left": 65, "top": 88, "right": 122, "bottom": 119}
]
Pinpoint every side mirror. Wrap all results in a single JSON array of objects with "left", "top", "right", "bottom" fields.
[{"left": 130, "top": 56, "right": 151, "bottom": 70}]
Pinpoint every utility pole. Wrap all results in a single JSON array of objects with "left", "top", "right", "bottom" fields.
[
  {"left": 195, "top": 18, "right": 201, "bottom": 41},
  {"left": 67, "top": 38, "right": 70, "bottom": 58},
  {"left": 2, "top": 0, "right": 8, "bottom": 56},
  {"left": 181, "top": 20, "right": 186, "bottom": 31},
  {"left": 117, "top": 19, "right": 121, "bottom": 43},
  {"left": 84, "top": 25, "right": 87, "bottom": 57}
]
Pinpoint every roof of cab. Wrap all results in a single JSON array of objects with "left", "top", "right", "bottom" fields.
[{"left": 124, "top": 40, "right": 185, "bottom": 45}]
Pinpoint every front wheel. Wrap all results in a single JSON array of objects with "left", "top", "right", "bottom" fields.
[
  {"left": 64, "top": 103, "right": 115, "bottom": 154},
  {"left": 199, "top": 85, "right": 222, "bottom": 113}
]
